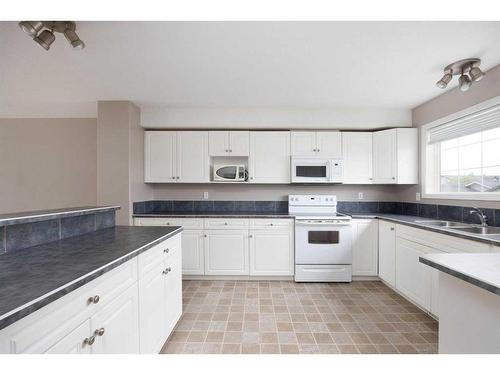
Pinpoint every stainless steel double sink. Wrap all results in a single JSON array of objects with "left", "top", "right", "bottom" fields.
[{"left": 414, "top": 220, "right": 500, "bottom": 238}]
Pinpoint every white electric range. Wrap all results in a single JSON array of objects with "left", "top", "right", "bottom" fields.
[{"left": 289, "top": 195, "right": 353, "bottom": 282}]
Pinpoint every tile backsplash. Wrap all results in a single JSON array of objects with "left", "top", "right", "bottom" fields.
[{"left": 133, "top": 199, "right": 500, "bottom": 227}]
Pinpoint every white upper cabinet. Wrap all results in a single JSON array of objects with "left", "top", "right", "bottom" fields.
[
  {"left": 249, "top": 131, "right": 290, "bottom": 183},
  {"left": 290, "top": 131, "right": 341, "bottom": 158},
  {"left": 209, "top": 131, "right": 249, "bottom": 156},
  {"left": 372, "top": 128, "right": 418, "bottom": 184},
  {"left": 144, "top": 131, "right": 176, "bottom": 183},
  {"left": 342, "top": 132, "right": 373, "bottom": 184},
  {"left": 176, "top": 131, "right": 209, "bottom": 182},
  {"left": 145, "top": 131, "right": 209, "bottom": 183}
]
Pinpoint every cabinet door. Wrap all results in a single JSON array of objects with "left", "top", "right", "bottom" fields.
[
  {"left": 229, "top": 131, "right": 250, "bottom": 156},
  {"left": 91, "top": 285, "right": 139, "bottom": 354},
  {"left": 164, "top": 248, "right": 183, "bottom": 336},
  {"left": 176, "top": 131, "right": 209, "bottom": 182},
  {"left": 373, "top": 129, "right": 397, "bottom": 183},
  {"left": 342, "top": 132, "right": 373, "bottom": 184},
  {"left": 249, "top": 131, "right": 290, "bottom": 183},
  {"left": 139, "top": 262, "right": 167, "bottom": 353},
  {"left": 316, "top": 131, "right": 342, "bottom": 158},
  {"left": 395, "top": 238, "right": 432, "bottom": 311},
  {"left": 290, "top": 131, "right": 317, "bottom": 156},
  {"left": 182, "top": 230, "right": 205, "bottom": 275},
  {"left": 209, "top": 131, "right": 229, "bottom": 156},
  {"left": 44, "top": 320, "right": 92, "bottom": 354},
  {"left": 249, "top": 229, "right": 294, "bottom": 276},
  {"left": 145, "top": 131, "right": 176, "bottom": 182},
  {"left": 204, "top": 230, "right": 249, "bottom": 275},
  {"left": 352, "top": 219, "right": 379, "bottom": 276},
  {"left": 378, "top": 220, "right": 396, "bottom": 287}
]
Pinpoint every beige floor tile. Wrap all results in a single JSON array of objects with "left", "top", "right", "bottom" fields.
[
  {"left": 182, "top": 343, "right": 205, "bottom": 354},
  {"left": 338, "top": 344, "right": 360, "bottom": 354},
  {"left": 206, "top": 331, "right": 224, "bottom": 343},
  {"left": 223, "top": 331, "right": 243, "bottom": 343},
  {"left": 349, "top": 332, "right": 371, "bottom": 345},
  {"left": 357, "top": 344, "right": 379, "bottom": 354},
  {"left": 242, "top": 332, "right": 260, "bottom": 344},
  {"left": 313, "top": 332, "right": 334, "bottom": 344},
  {"left": 277, "top": 322, "right": 293, "bottom": 331},
  {"left": 161, "top": 342, "right": 184, "bottom": 354},
  {"left": 261, "top": 343, "right": 281, "bottom": 354},
  {"left": 395, "top": 344, "right": 418, "bottom": 354},
  {"left": 280, "top": 344, "right": 299, "bottom": 354},
  {"left": 187, "top": 331, "right": 207, "bottom": 343},
  {"left": 226, "top": 321, "right": 243, "bottom": 331},
  {"left": 221, "top": 343, "right": 241, "bottom": 354},
  {"left": 242, "top": 343, "right": 261, "bottom": 354},
  {"left": 296, "top": 332, "right": 315, "bottom": 344},
  {"left": 299, "top": 344, "right": 320, "bottom": 354},
  {"left": 278, "top": 332, "right": 297, "bottom": 344}
]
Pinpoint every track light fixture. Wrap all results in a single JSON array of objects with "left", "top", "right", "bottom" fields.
[
  {"left": 436, "top": 58, "right": 485, "bottom": 92},
  {"left": 18, "top": 21, "right": 85, "bottom": 51}
]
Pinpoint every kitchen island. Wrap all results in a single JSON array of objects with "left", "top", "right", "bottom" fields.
[{"left": 420, "top": 253, "right": 500, "bottom": 354}]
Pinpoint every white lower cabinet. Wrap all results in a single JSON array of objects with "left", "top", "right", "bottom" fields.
[
  {"left": 204, "top": 230, "right": 249, "bottom": 275},
  {"left": 91, "top": 284, "right": 139, "bottom": 354},
  {"left": 249, "top": 229, "right": 294, "bottom": 276},
  {"left": 352, "top": 219, "right": 378, "bottom": 276},
  {"left": 378, "top": 220, "right": 396, "bottom": 287},
  {"left": 395, "top": 237, "right": 433, "bottom": 311},
  {"left": 182, "top": 229, "right": 205, "bottom": 275},
  {"left": 45, "top": 320, "right": 92, "bottom": 354},
  {"left": 0, "top": 234, "right": 182, "bottom": 354}
]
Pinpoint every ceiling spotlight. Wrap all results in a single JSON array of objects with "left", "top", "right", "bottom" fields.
[
  {"left": 469, "top": 66, "right": 485, "bottom": 82},
  {"left": 436, "top": 58, "right": 484, "bottom": 92},
  {"left": 458, "top": 73, "right": 472, "bottom": 92},
  {"left": 64, "top": 27, "right": 85, "bottom": 49},
  {"left": 18, "top": 21, "right": 85, "bottom": 51},
  {"left": 18, "top": 21, "right": 43, "bottom": 36},
  {"left": 436, "top": 70, "right": 453, "bottom": 89},
  {"left": 33, "top": 29, "right": 56, "bottom": 50}
]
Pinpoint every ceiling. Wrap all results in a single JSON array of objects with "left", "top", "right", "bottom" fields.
[{"left": 1, "top": 21, "right": 500, "bottom": 118}]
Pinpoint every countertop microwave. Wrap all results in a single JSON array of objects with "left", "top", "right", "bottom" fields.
[
  {"left": 291, "top": 158, "right": 343, "bottom": 183},
  {"left": 213, "top": 164, "right": 247, "bottom": 182}
]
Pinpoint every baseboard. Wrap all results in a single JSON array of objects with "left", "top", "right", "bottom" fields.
[
  {"left": 183, "top": 275, "right": 294, "bottom": 281},
  {"left": 352, "top": 275, "right": 380, "bottom": 281}
]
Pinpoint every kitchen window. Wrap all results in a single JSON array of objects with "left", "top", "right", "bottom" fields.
[{"left": 422, "top": 97, "right": 500, "bottom": 200}]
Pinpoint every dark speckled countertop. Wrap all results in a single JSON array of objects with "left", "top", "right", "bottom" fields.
[{"left": 0, "top": 225, "right": 182, "bottom": 330}]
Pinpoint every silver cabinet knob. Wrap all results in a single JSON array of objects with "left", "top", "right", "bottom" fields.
[
  {"left": 249, "top": 234, "right": 253, "bottom": 238},
  {"left": 176, "top": 176, "right": 180, "bottom": 179},
  {"left": 163, "top": 248, "right": 170, "bottom": 254},
  {"left": 204, "top": 234, "right": 208, "bottom": 237},
  {"left": 225, "top": 149, "right": 229, "bottom": 152},
  {"left": 390, "top": 227, "right": 395, "bottom": 231},
  {"left": 229, "top": 149, "right": 232, "bottom": 152},
  {"left": 163, "top": 267, "right": 172, "bottom": 275},
  {"left": 369, "top": 177, "right": 373, "bottom": 180},
  {"left": 95, "top": 328, "right": 105, "bottom": 336},
  {"left": 250, "top": 177, "right": 254, "bottom": 180},
  {"left": 83, "top": 335, "right": 96, "bottom": 346},
  {"left": 166, "top": 222, "right": 170, "bottom": 225},
  {"left": 88, "top": 295, "right": 100, "bottom": 304},
  {"left": 270, "top": 223, "right": 274, "bottom": 226},
  {"left": 224, "top": 222, "right": 228, "bottom": 225},
  {"left": 392, "top": 177, "right": 396, "bottom": 180}
]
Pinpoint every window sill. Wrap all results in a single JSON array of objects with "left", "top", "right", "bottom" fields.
[{"left": 422, "top": 192, "right": 500, "bottom": 201}]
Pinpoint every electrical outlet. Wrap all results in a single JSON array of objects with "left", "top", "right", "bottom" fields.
[
  {"left": 203, "top": 192, "right": 209, "bottom": 200},
  {"left": 358, "top": 192, "right": 364, "bottom": 200},
  {"left": 416, "top": 192, "right": 421, "bottom": 201}
]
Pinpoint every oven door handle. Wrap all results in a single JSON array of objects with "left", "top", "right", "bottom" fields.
[{"left": 295, "top": 221, "right": 351, "bottom": 227}]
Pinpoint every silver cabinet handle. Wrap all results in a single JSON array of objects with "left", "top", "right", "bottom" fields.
[
  {"left": 163, "top": 267, "right": 172, "bottom": 275},
  {"left": 83, "top": 335, "right": 96, "bottom": 346},
  {"left": 163, "top": 248, "right": 170, "bottom": 254},
  {"left": 249, "top": 234, "right": 253, "bottom": 238},
  {"left": 95, "top": 328, "right": 105, "bottom": 336},
  {"left": 88, "top": 295, "right": 100, "bottom": 304}
]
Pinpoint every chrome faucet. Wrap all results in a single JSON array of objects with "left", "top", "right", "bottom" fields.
[{"left": 469, "top": 207, "right": 488, "bottom": 227}]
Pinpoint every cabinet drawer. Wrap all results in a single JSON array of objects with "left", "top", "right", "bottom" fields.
[
  {"left": 138, "top": 235, "right": 181, "bottom": 277},
  {"left": 396, "top": 223, "right": 490, "bottom": 253},
  {"left": 0, "top": 260, "right": 137, "bottom": 354},
  {"left": 134, "top": 217, "right": 203, "bottom": 230},
  {"left": 250, "top": 218, "right": 293, "bottom": 230},
  {"left": 205, "top": 218, "right": 249, "bottom": 230}
]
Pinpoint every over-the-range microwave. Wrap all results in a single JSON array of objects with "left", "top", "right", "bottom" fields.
[{"left": 291, "top": 157, "right": 343, "bottom": 183}]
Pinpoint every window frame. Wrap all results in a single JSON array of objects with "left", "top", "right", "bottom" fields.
[{"left": 421, "top": 95, "right": 500, "bottom": 201}]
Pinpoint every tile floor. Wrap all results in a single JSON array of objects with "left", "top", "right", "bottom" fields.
[{"left": 161, "top": 280, "right": 438, "bottom": 354}]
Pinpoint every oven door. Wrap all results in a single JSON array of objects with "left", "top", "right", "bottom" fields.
[
  {"left": 291, "top": 159, "right": 330, "bottom": 183},
  {"left": 295, "top": 220, "right": 352, "bottom": 265}
]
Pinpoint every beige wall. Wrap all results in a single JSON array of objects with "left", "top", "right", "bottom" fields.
[
  {"left": 0, "top": 118, "right": 97, "bottom": 213},
  {"left": 153, "top": 184, "right": 400, "bottom": 201},
  {"left": 97, "top": 101, "right": 153, "bottom": 224},
  {"left": 399, "top": 63, "right": 500, "bottom": 209}
]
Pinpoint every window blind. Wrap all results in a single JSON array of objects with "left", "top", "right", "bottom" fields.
[{"left": 427, "top": 103, "right": 500, "bottom": 144}]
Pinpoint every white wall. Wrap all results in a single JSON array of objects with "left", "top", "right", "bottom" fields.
[{"left": 141, "top": 107, "right": 411, "bottom": 129}]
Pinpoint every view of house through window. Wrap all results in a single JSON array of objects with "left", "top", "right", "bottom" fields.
[{"left": 439, "top": 126, "right": 500, "bottom": 193}]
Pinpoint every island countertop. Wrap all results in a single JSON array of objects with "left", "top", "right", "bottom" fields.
[
  {"left": 0, "top": 225, "right": 182, "bottom": 330},
  {"left": 420, "top": 253, "right": 500, "bottom": 296}
]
